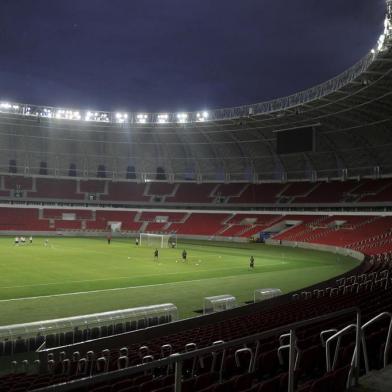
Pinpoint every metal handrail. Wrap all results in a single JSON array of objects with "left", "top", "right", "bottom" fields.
[
  {"left": 326, "top": 324, "right": 357, "bottom": 372},
  {"left": 320, "top": 329, "right": 338, "bottom": 347},
  {"left": 279, "top": 333, "right": 291, "bottom": 346},
  {"left": 278, "top": 344, "right": 291, "bottom": 366},
  {"left": 361, "top": 312, "right": 392, "bottom": 373},
  {"left": 31, "top": 307, "right": 360, "bottom": 392},
  {"left": 234, "top": 348, "right": 254, "bottom": 373}
]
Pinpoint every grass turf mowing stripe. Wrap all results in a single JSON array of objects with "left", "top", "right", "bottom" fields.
[
  {"left": 0, "top": 264, "right": 290, "bottom": 290},
  {"left": 0, "top": 268, "right": 292, "bottom": 302},
  {"left": 0, "top": 237, "right": 360, "bottom": 323}
]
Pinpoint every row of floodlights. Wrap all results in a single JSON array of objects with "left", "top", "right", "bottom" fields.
[
  {"left": 371, "top": 16, "right": 391, "bottom": 54},
  {"left": 113, "top": 111, "right": 209, "bottom": 124},
  {"left": 0, "top": 102, "right": 210, "bottom": 124}
]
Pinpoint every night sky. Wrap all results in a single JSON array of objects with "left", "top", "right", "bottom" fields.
[{"left": 0, "top": 0, "right": 386, "bottom": 113}]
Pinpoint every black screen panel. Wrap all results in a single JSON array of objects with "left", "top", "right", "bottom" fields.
[{"left": 276, "top": 127, "right": 314, "bottom": 154}]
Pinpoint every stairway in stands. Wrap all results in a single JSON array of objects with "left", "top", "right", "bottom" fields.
[{"left": 354, "top": 365, "right": 392, "bottom": 392}]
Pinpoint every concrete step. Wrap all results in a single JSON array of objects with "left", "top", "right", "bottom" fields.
[{"left": 353, "top": 365, "right": 392, "bottom": 392}]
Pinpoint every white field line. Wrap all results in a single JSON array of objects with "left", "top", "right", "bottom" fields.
[
  {"left": 0, "top": 275, "right": 260, "bottom": 303},
  {"left": 0, "top": 263, "right": 289, "bottom": 303},
  {"left": 0, "top": 262, "right": 288, "bottom": 290}
]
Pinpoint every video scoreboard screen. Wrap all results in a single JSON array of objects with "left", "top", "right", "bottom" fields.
[{"left": 276, "top": 126, "right": 315, "bottom": 155}]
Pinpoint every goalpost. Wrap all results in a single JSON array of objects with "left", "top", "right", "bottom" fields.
[{"left": 139, "top": 233, "right": 177, "bottom": 248}]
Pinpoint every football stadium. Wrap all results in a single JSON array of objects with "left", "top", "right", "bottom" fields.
[{"left": 0, "top": 1, "right": 392, "bottom": 391}]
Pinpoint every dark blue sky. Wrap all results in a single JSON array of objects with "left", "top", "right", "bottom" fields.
[{"left": 0, "top": 0, "right": 386, "bottom": 112}]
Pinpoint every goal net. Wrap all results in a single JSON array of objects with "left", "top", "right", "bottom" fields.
[{"left": 139, "top": 233, "right": 176, "bottom": 248}]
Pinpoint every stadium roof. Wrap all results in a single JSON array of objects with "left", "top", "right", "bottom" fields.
[{"left": 0, "top": 1, "right": 391, "bottom": 182}]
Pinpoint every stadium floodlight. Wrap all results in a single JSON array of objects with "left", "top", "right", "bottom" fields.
[
  {"left": 158, "top": 113, "right": 169, "bottom": 124},
  {"left": 0, "top": 102, "right": 12, "bottom": 110},
  {"left": 177, "top": 113, "right": 188, "bottom": 123},
  {"left": 56, "top": 109, "right": 80, "bottom": 120},
  {"left": 0, "top": 102, "right": 20, "bottom": 113},
  {"left": 374, "top": 16, "right": 391, "bottom": 53},
  {"left": 196, "top": 111, "right": 209, "bottom": 122},
  {"left": 137, "top": 113, "right": 148, "bottom": 124},
  {"left": 378, "top": 34, "right": 386, "bottom": 51},
  {"left": 41, "top": 108, "right": 53, "bottom": 118},
  {"left": 85, "top": 111, "right": 110, "bottom": 122},
  {"left": 115, "top": 112, "right": 128, "bottom": 123},
  {"left": 384, "top": 15, "right": 391, "bottom": 35}
]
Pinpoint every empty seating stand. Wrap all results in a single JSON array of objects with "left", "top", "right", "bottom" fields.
[
  {"left": 0, "top": 304, "right": 178, "bottom": 358},
  {"left": 0, "top": 175, "right": 392, "bottom": 205}
]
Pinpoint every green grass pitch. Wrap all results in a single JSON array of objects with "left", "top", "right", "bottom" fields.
[{"left": 0, "top": 237, "right": 360, "bottom": 325}]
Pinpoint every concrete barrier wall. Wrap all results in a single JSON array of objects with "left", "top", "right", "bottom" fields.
[
  {"left": 266, "top": 238, "right": 364, "bottom": 261},
  {"left": 0, "top": 231, "right": 249, "bottom": 244}
]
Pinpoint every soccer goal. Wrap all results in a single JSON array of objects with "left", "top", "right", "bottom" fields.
[{"left": 139, "top": 233, "right": 176, "bottom": 248}]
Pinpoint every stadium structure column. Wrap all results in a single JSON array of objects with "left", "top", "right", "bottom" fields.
[{"left": 387, "top": 0, "right": 392, "bottom": 20}]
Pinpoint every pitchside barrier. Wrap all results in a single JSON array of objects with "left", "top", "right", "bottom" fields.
[
  {"left": 33, "top": 307, "right": 362, "bottom": 392},
  {"left": 0, "top": 304, "right": 178, "bottom": 355}
]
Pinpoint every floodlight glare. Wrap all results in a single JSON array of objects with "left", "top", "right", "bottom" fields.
[
  {"left": 177, "top": 113, "right": 188, "bottom": 123},
  {"left": 115, "top": 112, "right": 128, "bottom": 123},
  {"left": 41, "top": 108, "right": 53, "bottom": 118},
  {"left": 158, "top": 113, "right": 168, "bottom": 123},
  {"left": 196, "top": 111, "right": 209, "bottom": 122},
  {"left": 137, "top": 114, "right": 148, "bottom": 124},
  {"left": 55, "top": 109, "right": 81, "bottom": 120},
  {"left": 0, "top": 102, "right": 11, "bottom": 109}
]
